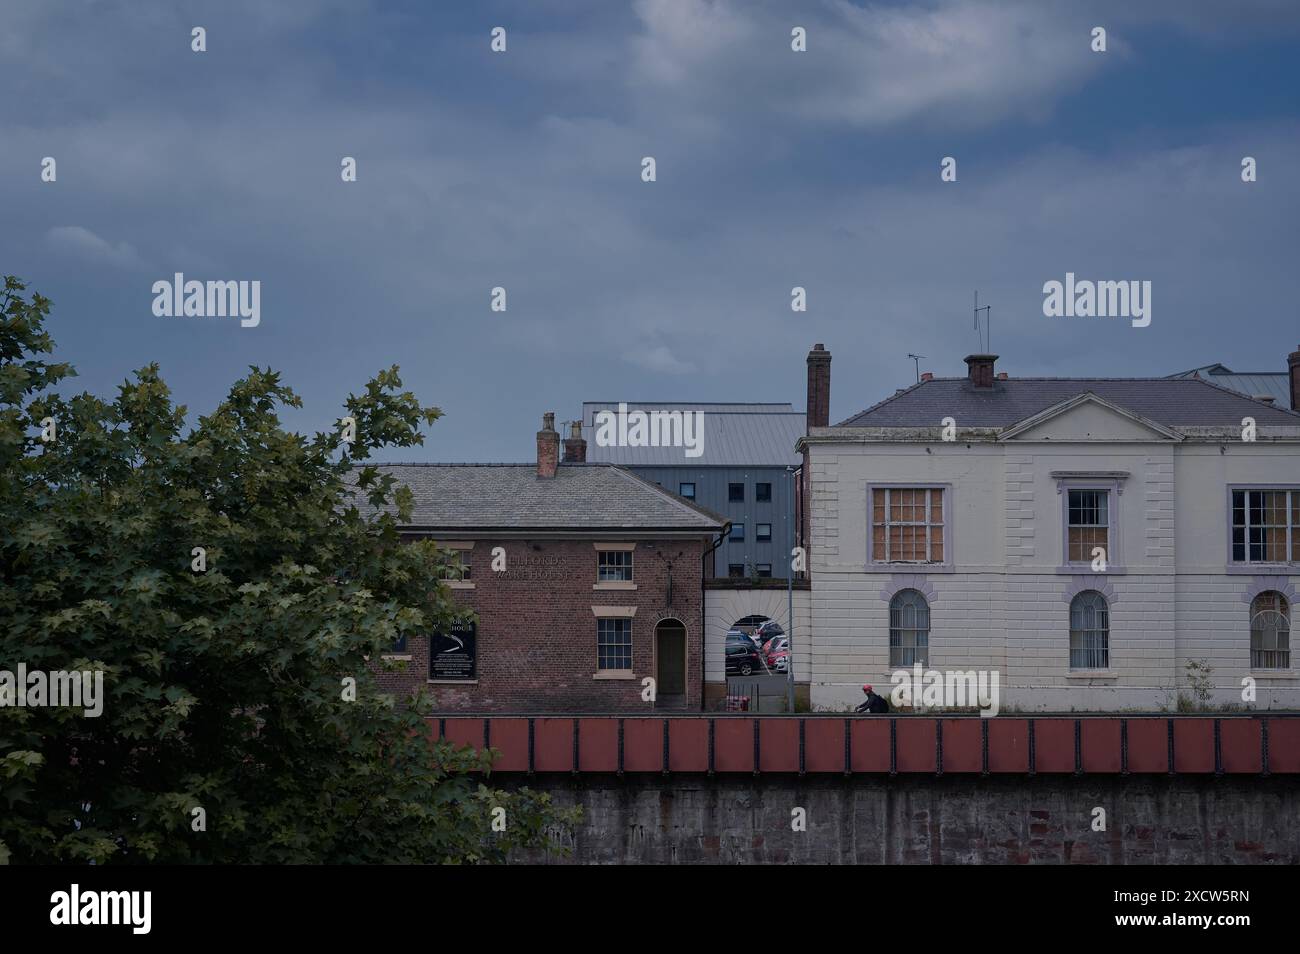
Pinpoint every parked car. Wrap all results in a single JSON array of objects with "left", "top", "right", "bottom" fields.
[
  {"left": 728, "top": 628, "right": 764, "bottom": 652},
  {"left": 754, "top": 620, "right": 784, "bottom": 643},
  {"left": 725, "top": 633, "right": 765, "bottom": 676},
  {"left": 764, "top": 635, "right": 788, "bottom": 663}
]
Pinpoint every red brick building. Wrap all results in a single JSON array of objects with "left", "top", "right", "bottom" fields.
[{"left": 369, "top": 414, "right": 725, "bottom": 711}]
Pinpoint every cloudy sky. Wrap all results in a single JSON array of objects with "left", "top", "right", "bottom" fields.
[{"left": 4, "top": 0, "right": 1299, "bottom": 460}]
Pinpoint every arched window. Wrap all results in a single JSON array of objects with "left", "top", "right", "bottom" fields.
[
  {"left": 889, "top": 589, "right": 929, "bottom": 667},
  {"left": 1069, "top": 591, "right": 1109, "bottom": 669},
  {"left": 1250, "top": 591, "right": 1291, "bottom": 670}
]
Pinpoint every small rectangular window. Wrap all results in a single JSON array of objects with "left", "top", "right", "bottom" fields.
[
  {"left": 437, "top": 547, "right": 472, "bottom": 581},
  {"left": 757, "top": 523, "right": 772, "bottom": 541},
  {"left": 756, "top": 564, "right": 772, "bottom": 578},
  {"left": 730, "top": 523, "right": 745, "bottom": 541},
  {"left": 679, "top": 482, "right": 695, "bottom": 499},
  {"left": 756, "top": 483, "right": 772, "bottom": 502},
  {"left": 598, "top": 550, "right": 633, "bottom": 583},
  {"left": 727, "top": 564, "right": 745, "bottom": 578},
  {"left": 597, "top": 618, "right": 632, "bottom": 671},
  {"left": 1231, "top": 489, "right": 1298, "bottom": 564},
  {"left": 729, "top": 482, "right": 745, "bottom": 502}
]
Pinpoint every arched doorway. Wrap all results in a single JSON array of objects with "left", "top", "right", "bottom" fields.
[{"left": 654, "top": 618, "right": 687, "bottom": 703}]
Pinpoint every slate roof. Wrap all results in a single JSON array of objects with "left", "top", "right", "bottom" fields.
[
  {"left": 837, "top": 377, "right": 1300, "bottom": 428},
  {"left": 1167, "top": 364, "right": 1292, "bottom": 410},
  {"left": 348, "top": 463, "right": 726, "bottom": 532},
  {"left": 579, "top": 402, "right": 805, "bottom": 466}
]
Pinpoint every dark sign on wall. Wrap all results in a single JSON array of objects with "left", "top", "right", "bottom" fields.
[{"left": 429, "top": 619, "right": 477, "bottom": 681}]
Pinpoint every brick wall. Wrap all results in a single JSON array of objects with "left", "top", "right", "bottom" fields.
[{"left": 373, "top": 537, "right": 709, "bottom": 711}]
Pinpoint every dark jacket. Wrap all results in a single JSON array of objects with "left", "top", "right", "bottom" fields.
[{"left": 855, "top": 691, "right": 890, "bottom": 714}]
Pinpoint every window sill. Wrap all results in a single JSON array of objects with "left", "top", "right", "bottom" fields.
[
  {"left": 1056, "top": 566, "right": 1126, "bottom": 575},
  {"left": 593, "top": 581, "right": 637, "bottom": 591},
  {"left": 593, "top": 670, "right": 636, "bottom": 681},
  {"left": 864, "top": 563, "right": 954, "bottom": 574},
  {"left": 1065, "top": 670, "right": 1118, "bottom": 680},
  {"left": 446, "top": 581, "right": 475, "bottom": 590},
  {"left": 427, "top": 678, "right": 478, "bottom": 685},
  {"left": 1248, "top": 670, "right": 1298, "bottom": 680},
  {"left": 1226, "top": 564, "right": 1298, "bottom": 575}
]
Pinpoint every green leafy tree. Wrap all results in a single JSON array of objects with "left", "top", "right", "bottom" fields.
[{"left": 0, "top": 277, "right": 577, "bottom": 863}]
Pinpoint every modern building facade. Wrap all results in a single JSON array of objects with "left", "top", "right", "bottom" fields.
[
  {"left": 362, "top": 414, "right": 725, "bottom": 711},
  {"left": 800, "top": 347, "right": 1300, "bottom": 712},
  {"left": 577, "top": 402, "right": 804, "bottom": 580}
]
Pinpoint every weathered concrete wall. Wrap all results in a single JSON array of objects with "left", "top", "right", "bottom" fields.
[{"left": 509, "top": 775, "right": 1300, "bottom": 864}]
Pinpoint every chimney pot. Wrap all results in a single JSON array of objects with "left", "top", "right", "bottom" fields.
[
  {"left": 920, "top": 372, "right": 933, "bottom": 382},
  {"left": 964, "top": 353, "right": 999, "bottom": 389},
  {"left": 536, "top": 411, "right": 559, "bottom": 478},
  {"left": 563, "top": 420, "right": 588, "bottom": 463},
  {"left": 807, "top": 344, "right": 832, "bottom": 429},
  {"left": 997, "top": 371, "right": 1008, "bottom": 380}
]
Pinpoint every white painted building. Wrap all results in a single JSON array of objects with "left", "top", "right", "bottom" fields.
[{"left": 799, "top": 350, "right": 1300, "bottom": 712}]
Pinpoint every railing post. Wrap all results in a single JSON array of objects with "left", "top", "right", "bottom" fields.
[
  {"left": 981, "top": 718, "right": 989, "bottom": 777},
  {"left": 617, "top": 718, "right": 625, "bottom": 777},
  {"left": 1027, "top": 719, "right": 1036, "bottom": 777},
  {"left": 1166, "top": 718, "right": 1176, "bottom": 776},
  {"left": 798, "top": 718, "right": 806, "bottom": 777},
  {"left": 1073, "top": 719, "right": 1083, "bottom": 776},
  {"left": 843, "top": 718, "right": 852, "bottom": 777},
  {"left": 1120, "top": 719, "right": 1129, "bottom": 776},
  {"left": 1261, "top": 717, "right": 1270, "bottom": 778},
  {"left": 662, "top": 718, "right": 671, "bottom": 777},
  {"left": 935, "top": 719, "right": 944, "bottom": 778},
  {"left": 753, "top": 718, "right": 761, "bottom": 777},
  {"left": 572, "top": 718, "right": 580, "bottom": 776},
  {"left": 1213, "top": 719, "right": 1223, "bottom": 777},
  {"left": 527, "top": 717, "right": 535, "bottom": 776},
  {"left": 889, "top": 718, "right": 897, "bottom": 777},
  {"left": 707, "top": 718, "right": 715, "bottom": 776}
]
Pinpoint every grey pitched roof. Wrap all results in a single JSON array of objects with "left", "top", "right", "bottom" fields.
[
  {"left": 579, "top": 403, "right": 805, "bottom": 466},
  {"left": 1167, "top": 365, "right": 1292, "bottom": 410},
  {"left": 838, "top": 377, "right": 1300, "bottom": 428},
  {"left": 348, "top": 463, "right": 725, "bottom": 532}
]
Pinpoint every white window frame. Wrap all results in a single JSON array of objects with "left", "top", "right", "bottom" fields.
[{"left": 868, "top": 485, "right": 950, "bottom": 566}]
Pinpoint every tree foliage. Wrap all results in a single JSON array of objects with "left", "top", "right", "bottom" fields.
[{"left": 0, "top": 276, "right": 577, "bottom": 863}]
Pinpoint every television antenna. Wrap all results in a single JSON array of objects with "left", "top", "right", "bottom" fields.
[
  {"left": 906, "top": 353, "right": 926, "bottom": 383},
  {"left": 974, "top": 291, "right": 992, "bottom": 352}
]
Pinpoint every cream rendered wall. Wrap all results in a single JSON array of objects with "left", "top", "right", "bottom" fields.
[{"left": 807, "top": 408, "right": 1300, "bottom": 712}]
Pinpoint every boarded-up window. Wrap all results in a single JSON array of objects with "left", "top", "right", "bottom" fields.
[
  {"left": 872, "top": 488, "right": 944, "bottom": 563},
  {"left": 1067, "top": 490, "right": 1108, "bottom": 564}
]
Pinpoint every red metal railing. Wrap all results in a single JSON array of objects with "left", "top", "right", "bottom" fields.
[{"left": 428, "top": 714, "right": 1300, "bottom": 776}]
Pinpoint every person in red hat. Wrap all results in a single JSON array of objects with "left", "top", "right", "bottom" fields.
[{"left": 855, "top": 683, "right": 890, "bottom": 714}]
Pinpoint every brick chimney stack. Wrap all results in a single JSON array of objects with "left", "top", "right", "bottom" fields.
[
  {"left": 563, "top": 420, "right": 587, "bottom": 463},
  {"left": 964, "top": 354, "right": 998, "bottom": 389},
  {"left": 1289, "top": 344, "right": 1300, "bottom": 413},
  {"left": 536, "top": 412, "right": 559, "bottom": 478},
  {"left": 807, "top": 343, "right": 832, "bottom": 429}
]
